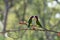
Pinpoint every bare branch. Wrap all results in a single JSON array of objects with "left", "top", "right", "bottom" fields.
[{"left": 0, "top": 28, "right": 58, "bottom": 34}]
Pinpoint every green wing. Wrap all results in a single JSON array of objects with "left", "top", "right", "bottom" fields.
[
  {"left": 28, "top": 19, "right": 32, "bottom": 28},
  {"left": 36, "top": 20, "right": 42, "bottom": 28},
  {"left": 36, "top": 20, "right": 47, "bottom": 30},
  {"left": 28, "top": 16, "right": 34, "bottom": 28}
]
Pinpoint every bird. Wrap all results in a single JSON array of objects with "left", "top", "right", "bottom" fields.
[
  {"left": 35, "top": 16, "right": 47, "bottom": 30},
  {"left": 28, "top": 16, "right": 34, "bottom": 28},
  {"left": 35, "top": 16, "right": 42, "bottom": 28}
]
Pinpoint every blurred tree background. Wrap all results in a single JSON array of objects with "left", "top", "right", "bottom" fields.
[{"left": 0, "top": 0, "right": 60, "bottom": 40}]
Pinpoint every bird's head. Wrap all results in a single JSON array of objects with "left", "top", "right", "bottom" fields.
[
  {"left": 35, "top": 16, "right": 38, "bottom": 21},
  {"left": 30, "top": 16, "right": 34, "bottom": 19}
]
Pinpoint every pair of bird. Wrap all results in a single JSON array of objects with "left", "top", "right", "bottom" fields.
[
  {"left": 28, "top": 16, "right": 47, "bottom": 30},
  {"left": 28, "top": 16, "right": 42, "bottom": 28}
]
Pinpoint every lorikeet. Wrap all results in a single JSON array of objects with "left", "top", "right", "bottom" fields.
[
  {"left": 35, "top": 16, "right": 47, "bottom": 30},
  {"left": 28, "top": 16, "right": 34, "bottom": 28}
]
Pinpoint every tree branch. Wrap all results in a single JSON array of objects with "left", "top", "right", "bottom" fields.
[
  {"left": 3, "top": 0, "right": 9, "bottom": 34},
  {"left": 0, "top": 28, "right": 58, "bottom": 34}
]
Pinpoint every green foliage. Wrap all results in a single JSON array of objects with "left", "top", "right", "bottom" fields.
[
  {"left": 27, "top": 0, "right": 33, "bottom": 4},
  {"left": 0, "top": 14, "right": 3, "bottom": 21},
  {"left": 56, "top": 36, "right": 60, "bottom": 40},
  {"left": 0, "top": 0, "right": 60, "bottom": 40},
  {"left": 0, "top": 35, "right": 4, "bottom": 40},
  {"left": 6, "top": 13, "right": 18, "bottom": 30}
]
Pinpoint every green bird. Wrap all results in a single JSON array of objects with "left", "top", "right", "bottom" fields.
[
  {"left": 28, "top": 16, "right": 34, "bottom": 28},
  {"left": 35, "top": 16, "right": 42, "bottom": 28},
  {"left": 35, "top": 16, "right": 47, "bottom": 30}
]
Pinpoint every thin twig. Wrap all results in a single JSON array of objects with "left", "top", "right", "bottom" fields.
[{"left": 0, "top": 28, "right": 58, "bottom": 34}]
